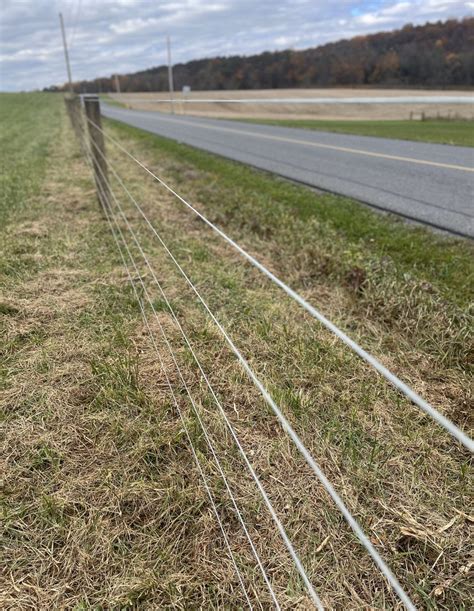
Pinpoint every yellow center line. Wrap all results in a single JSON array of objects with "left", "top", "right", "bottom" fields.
[{"left": 121, "top": 108, "right": 474, "bottom": 173}]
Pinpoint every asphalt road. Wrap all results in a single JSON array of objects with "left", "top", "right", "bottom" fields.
[{"left": 102, "top": 104, "right": 474, "bottom": 237}]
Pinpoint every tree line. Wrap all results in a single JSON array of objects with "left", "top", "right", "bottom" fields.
[{"left": 49, "top": 18, "right": 474, "bottom": 93}]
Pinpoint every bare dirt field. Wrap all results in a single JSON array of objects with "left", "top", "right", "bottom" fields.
[{"left": 109, "top": 88, "right": 474, "bottom": 120}]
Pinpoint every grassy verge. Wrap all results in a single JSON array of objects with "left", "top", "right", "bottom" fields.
[
  {"left": 108, "top": 118, "right": 473, "bottom": 308},
  {"left": 2, "top": 94, "right": 472, "bottom": 609},
  {"left": 231, "top": 118, "right": 474, "bottom": 147},
  {"left": 1, "top": 95, "right": 239, "bottom": 608},
  {"left": 100, "top": 119, "right": 472, "bottom": 607},
  {"left": 0, "top": 93, "right": 62, "bottom": 226},
  {"left": 100, "top": 94, "right": 126, "bottom": 108}
]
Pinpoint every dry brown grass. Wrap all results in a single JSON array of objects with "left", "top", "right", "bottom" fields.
[
  {"left": 84, "top": 120, "right": 473, "bottom": 606},
  {"left": 0, "top": 109, "right": 255, "bottom": 609},
  {"left": 1, "top": 97, "right": 473, "bottom": 609},
  {"left": 110, "top": 88, "right": 474, "bottom": 121}
]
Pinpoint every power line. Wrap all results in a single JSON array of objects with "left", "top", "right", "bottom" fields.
[{"left": 68, "top": 0, "right": 83, "bottom": 51}]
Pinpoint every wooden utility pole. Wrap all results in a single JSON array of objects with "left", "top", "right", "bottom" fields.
[
  {"left": 83, "top": 95, "right": 109, "bottom": 212},
  {"left": 166, "top": 35, "right": 175, "bottom": 114},
  {"left": 59, "top": 12, "right": 73, "bottom": 92}
]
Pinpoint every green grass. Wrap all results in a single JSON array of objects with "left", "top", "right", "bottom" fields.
[
  {"left": 96, "top": 117, "right": 473, "bottom": 608},
  {"left": 0, "top": 93, "right": 62, "bottom": 225},
  {"left": 1, "top": 92, "right": 275, "bottom": 609},
  {"left": 2, "top": 93, "right": 472, "bottom": 609},
  {"left": 107, "top": 118, "right": 474, "bottom": 308},
  {"left": 99, "top": 94, "right": 126, "bottom": 108},
  {"left": 232, "top": 118, "right": 474, "bottom": 147}
]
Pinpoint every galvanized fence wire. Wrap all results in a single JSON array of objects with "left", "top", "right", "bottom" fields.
[
  {"left": 85, "top": 134, "right": 324, "bottom": 609},
  {"left": 77, "top": 127, "right": 258, "bottom": 609},
  {"left": 84, "top": 115, "right": 473, "bottom": 454},
  {"left": 82, "top": 126, "right": 416, "bottom": 611},
  {"left": 108, "top": 226, "right": 256, "bottom": 610},
  {"left": 84, "top": 132, "right": 323, "bottom": 608},
  {"left": 104, "top": 186, "right": 284, "bottom": 609},
  {"left": 104, "top": 199, "right": 258, "bottom": 611}
]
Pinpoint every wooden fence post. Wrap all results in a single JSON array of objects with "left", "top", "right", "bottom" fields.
[
  {"left": 70, "top": 95, "right": 82, "bottom": 139},
  {"left": 64, "top": 95, "right": 74, "bottom": 129},
  {"left": 64, "top": 93, "right": 83, "bottom": 141},
  {"left": 83, "top": 95, "right": 110, "bottom": 212}
]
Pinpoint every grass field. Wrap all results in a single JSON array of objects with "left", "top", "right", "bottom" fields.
[
  {"left": 110, "top": 88, "right": 474, "bottom": 122},
  {"left": 100, "top": 93, "right": 125, "bottom": 108},
  {"left": 234, "top": 118, "right": 474, "bottom": 147},
  {"left": 1, "top": 93, "right": 473, "bottom": 609},
  {"left": 101, "top": 93, "right": 474, "bottom": 146}
]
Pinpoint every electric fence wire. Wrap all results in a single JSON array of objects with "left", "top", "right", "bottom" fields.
[
  {"left": 86, "top": 135, "right": 324, "bottom": 609},
  {"left": 77, "top": 127, "right": 257, "bottom": 609},
  {"left": 84, "top": 115, "right": 473, "bottom": 454},
  {"left": 83, "top": 127, "right": 416, "bottom": 611},
  {"left": 105, "top": 205, "right": 257, "bottom": 610}
]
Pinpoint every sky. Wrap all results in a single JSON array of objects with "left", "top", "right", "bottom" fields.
[{"left": 0, "top": 0, "right": 473, "bottom": 91}]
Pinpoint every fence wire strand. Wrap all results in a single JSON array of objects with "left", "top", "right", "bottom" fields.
[
  {"left": 87, "top": 135, "right": 324, "bottom": 609},
  {"left": 77, "top": 125, "right": 257, "bottom": 609},
  {"left": 81, "top": 123, "right": 416, "bottom": 610},
  {"left": 84, "top": 114, "right": 473, "bottom": 454},
  {"left": 107, "top": 196, "right": 282, "bottom": 610}
]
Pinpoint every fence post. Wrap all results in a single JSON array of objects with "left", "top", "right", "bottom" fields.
[
  {"left": 83, "top": 94, "right": 110, "bottom": 212},
  {"left": 64, "top": 93, "right": 83, "bottom": 141},
  {"left": 70, "top": 95, "right": 82, "bottom": 139},
  {"left": 64, "top": 94, "right": 74, "bottom": 129}
]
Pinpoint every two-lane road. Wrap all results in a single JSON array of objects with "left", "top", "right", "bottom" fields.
[{"left": 102, "top": 104, "right": 474, "bottom": 237}]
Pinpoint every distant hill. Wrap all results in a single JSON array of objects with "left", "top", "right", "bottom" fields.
[{"left": 52, "top": 18, "right": 474, "bottom": 93}]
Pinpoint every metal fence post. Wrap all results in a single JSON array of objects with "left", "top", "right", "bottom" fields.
[{"left": 83, "top": 94, "right": 110, "bottom": 212}]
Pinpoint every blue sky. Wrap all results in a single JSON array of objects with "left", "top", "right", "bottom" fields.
[{"left": 1, "top": 0, "right": 472, "bottom": 91}]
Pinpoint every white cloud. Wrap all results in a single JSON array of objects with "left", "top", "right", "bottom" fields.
[
  {"left": 0, "top": 0, "right": 472, "bottom": 91},
  {"left": 274, "top": 35, "right": 299, "bottom": 46},
  {"left": 382, "top": 2, "right": 412, "bottom": 16},
  {"left": 110, "top": 18, "right": 160, "bottom": 34},
  {"left": 356, "top": 13, "right": 393, "bottom": 25}
]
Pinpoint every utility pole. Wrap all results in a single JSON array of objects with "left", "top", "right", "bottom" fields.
[
  {"left": 114, "top": 74, "right": 121, "bottom": 94},
  {"left": 59, "top": 12, "right": 73, "bottom": 93},
  {"left": 166, "top": 35, "right": 174, "bottom": 114}
]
